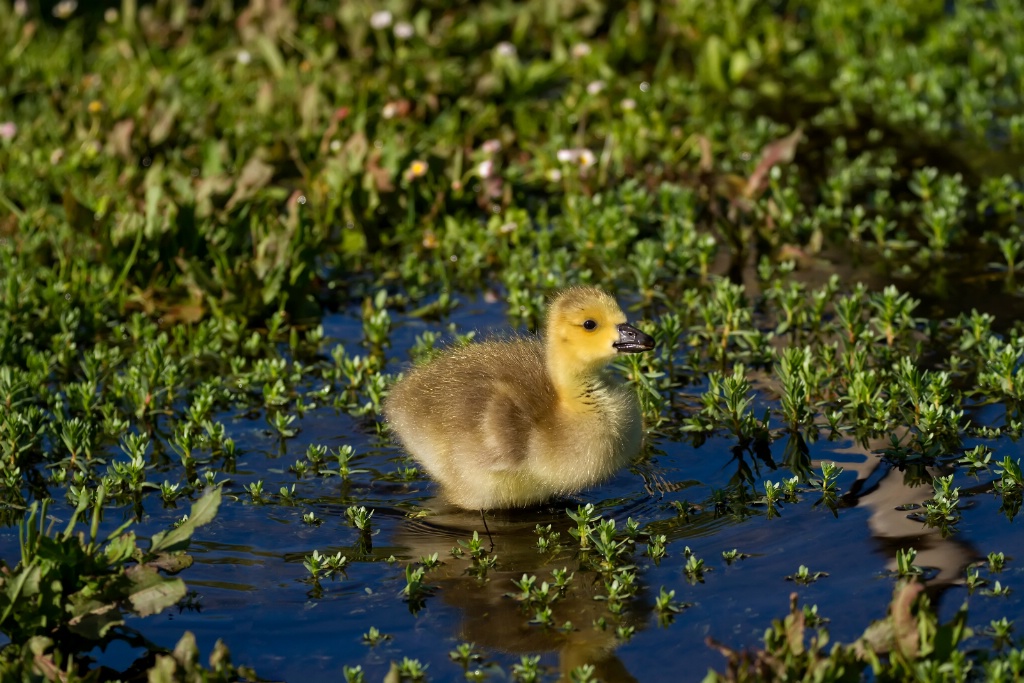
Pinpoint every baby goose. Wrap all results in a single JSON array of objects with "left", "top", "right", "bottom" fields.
[{"left": 384, "top": 286, "right": 655, "bottom": 510}]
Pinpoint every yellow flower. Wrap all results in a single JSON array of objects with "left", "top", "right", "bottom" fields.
[
  {"left": 87, "top": 100, "right": 103, "bottom": 114},
  {"left": 408, "top": 160, "right": 428, "bottom": 179}
]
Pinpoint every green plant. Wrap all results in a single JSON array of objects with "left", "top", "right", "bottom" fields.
[
  {"left": 896, "top": 548, "right": 922, "bottom": 577},
  {"left": 346, "top": 505, "right": 374, "bottom": 533},
  {"left": 786, "top": 565, "right": 828, "bottom": 585},
  {"left": 362, "top": 626, "right": 390, "bottom": 646},
  {"left": 0, "top": 487, "right": 221, "bottom": 662},
  {"left": 721, "top": 549, "right": 750, "bottom": 565},
  {"left": 402, "top": 565, "right": 433, "bottom": 612},
  {"left": 684, "top": 547, "right": 708, "bottom": 584},
  {"left": 923, "top": 475, "right": 961, "bottom": 535}
]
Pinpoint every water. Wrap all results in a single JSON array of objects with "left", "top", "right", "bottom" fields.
[{"left": 2, "top": 296, "right": 1022, "bottom": 682}]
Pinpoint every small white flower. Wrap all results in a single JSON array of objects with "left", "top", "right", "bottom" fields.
[
  {"left": 329, "top": 139, "right": 342, "bottom": 152},
  {"left": 545, "top": 168, "right": 562, "bottom": 182},
  {"left": 499, "top": 222, "right": 517, "bottom": 234},
  {"left": 13, "top": 0, "right": 28, "bottom": 16},
  {"left": 52, "top": 0, "right": 76, "bottom": 19},
  {"left": 0, "top": 122, "right": 16, "bottom": 141},
  {"left": 556, "top": 148, "right": 595, "bottom": 170},
  {"left": 237, "top": 50, "right": 252, "bottom": 65},
  {"left": 586, "top": 80, "right": 605, "bottom": 96},
  {"left": 103, "top": 7, "right": 118, "bottom": 22},
  {"left": 370, "top": 10, "right": 393, "bottom": 30},
  {"left": 495, "top": 42, "right": 517, "bottom": 58},
  {"left": 621, "top": 98, "right": 637, "bottom": 111},
  {"left": 477, "top": 159, "right": 494, "bottom": 179},
  {"left": 393, "top": 21, "right": 414, "bottom": 39},
  {"left": 571, "top": 43, "right": 592, "bottom": 58},
  {"left": 481, "top": 139, "right": 502, "bottom": 155},
  {"left": 381, "top": 102, "right": 397, "bottom": 119}
]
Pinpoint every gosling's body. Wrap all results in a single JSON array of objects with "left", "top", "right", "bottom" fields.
[{"left": 384, "top": 287, "right": 655, "bottom": 510}]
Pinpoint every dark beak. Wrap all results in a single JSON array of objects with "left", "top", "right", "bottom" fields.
[{"left": 613, "top": 323, "right": 655, "bottom": 353}]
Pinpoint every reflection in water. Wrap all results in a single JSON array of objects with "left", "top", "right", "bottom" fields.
[
  {"left": 394, "top": 501, "right": 643, "bottom": 682},
  {"left": 828, "top": 433, "right": 980, "bottom": 595}
]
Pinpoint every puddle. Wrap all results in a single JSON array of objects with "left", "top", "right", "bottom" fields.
[{"left": 2, "top": 298, "right": 1018, "bottom": 682}]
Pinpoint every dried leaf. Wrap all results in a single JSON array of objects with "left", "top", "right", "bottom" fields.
[
  {"left": 366, "top": 150, "right": 395, "bottom": 193},
  {"left": 108, "top": 119, "right": 135, "bottom": 160},
  {"left": 194, "top": 174, "right": 234, "bottom": 217},
  {"left": 147, "top": 653, "right": 178, "bottom": 683},
  {"left": 697, "top": 134, "right": 714, "bottom": 173},
  {"left": 318, "top": 106, "right": 350, "bottom": 155},
  {"left": 147, "top": 552, "right": 195, "bottom": 574},
  {"left": 30, "top": 639, "right": 62, "bottom": 683},
  {"left": 343, "top": 132, "right": 369, "bottom": 174},
  {"left": 891, "top": 580, "right": 923, "bottom": 658},
  {"left": 383, "top": 661, "right": 401, "bottom": 683},
  {"left": 172, "top": 630, "right": 201, "bottom": 667},
  {"left": 856, "top": 619, "right": 893, "bottom": 659},
  {"left": 161, "top": 303, "right": 206, "bottom": 326},
  {"left": 225, "top": 158, "right": 275, "bottom": 212},
  {"left": 744, "top": 127, "right": 804, "bottom": 200},
  {"left": 149, "top": 101, "right": 179, "bottom": 146},
  {"left": 784, "top": 592, "right": 806, "bottom": 655}
]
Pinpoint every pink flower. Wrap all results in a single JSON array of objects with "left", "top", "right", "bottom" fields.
[{"left": 0, "top": 122, "right": 16, "bottom": 141}]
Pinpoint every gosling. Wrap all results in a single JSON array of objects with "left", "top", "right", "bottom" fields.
[{"left": 384, "top": 286, "right": 655, "bottom": 510}]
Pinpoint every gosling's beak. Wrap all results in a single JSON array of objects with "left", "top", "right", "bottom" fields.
[{"left": 614, "top": 323, "right": 656, "bottom": 353}]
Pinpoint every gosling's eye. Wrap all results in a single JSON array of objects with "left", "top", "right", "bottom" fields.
[{"left": 583, "top": 319, "right": 598, "bottom": 331}]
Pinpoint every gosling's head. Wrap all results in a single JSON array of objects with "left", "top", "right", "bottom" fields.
[{"left": 544, "top": 286, "right": 655, "bottom": 373}]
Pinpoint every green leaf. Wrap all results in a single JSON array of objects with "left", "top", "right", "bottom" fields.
[
  {"left": 148, "top": 487, "right": 221, "bottom": 555},
  {"left": 728, "top": 49, "right": 752, "bottom": 84},
  {"left": 148, "top": 553, "right": 194, "bottom": 575},
  {"left": 67, "top": 600, "right": 124, "bottom": 641},
  {"left": 102, "top": 531, "right": 137, "bottom": 565},
  {"left": 1, "top": 563, "right": 42, "bottom": 625},
  {"left": 125, "top": 565, "right": 187, "bottom": 617},
  {"left": 699, "top": 36, "right": 728, "bottom": 93}
]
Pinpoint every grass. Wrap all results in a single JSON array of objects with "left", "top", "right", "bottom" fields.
[{"left": 1, "top": 0, "right": 1024, "bottom": 680}]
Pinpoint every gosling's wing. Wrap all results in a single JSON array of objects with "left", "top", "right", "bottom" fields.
[
  {"left": 431, "top": 339, "right": 555, "bottom": 471},
  {"left": 385, "top": 338, "right": 556, "bottom": 472}
]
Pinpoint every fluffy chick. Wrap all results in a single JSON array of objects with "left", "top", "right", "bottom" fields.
[{"left": 384, "top": 286, "right": 655, "bottom": 509}]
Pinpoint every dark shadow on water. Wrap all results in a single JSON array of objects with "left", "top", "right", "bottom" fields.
[{"left": 393, "top": 500, "right": 644, "bottom": 682}]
